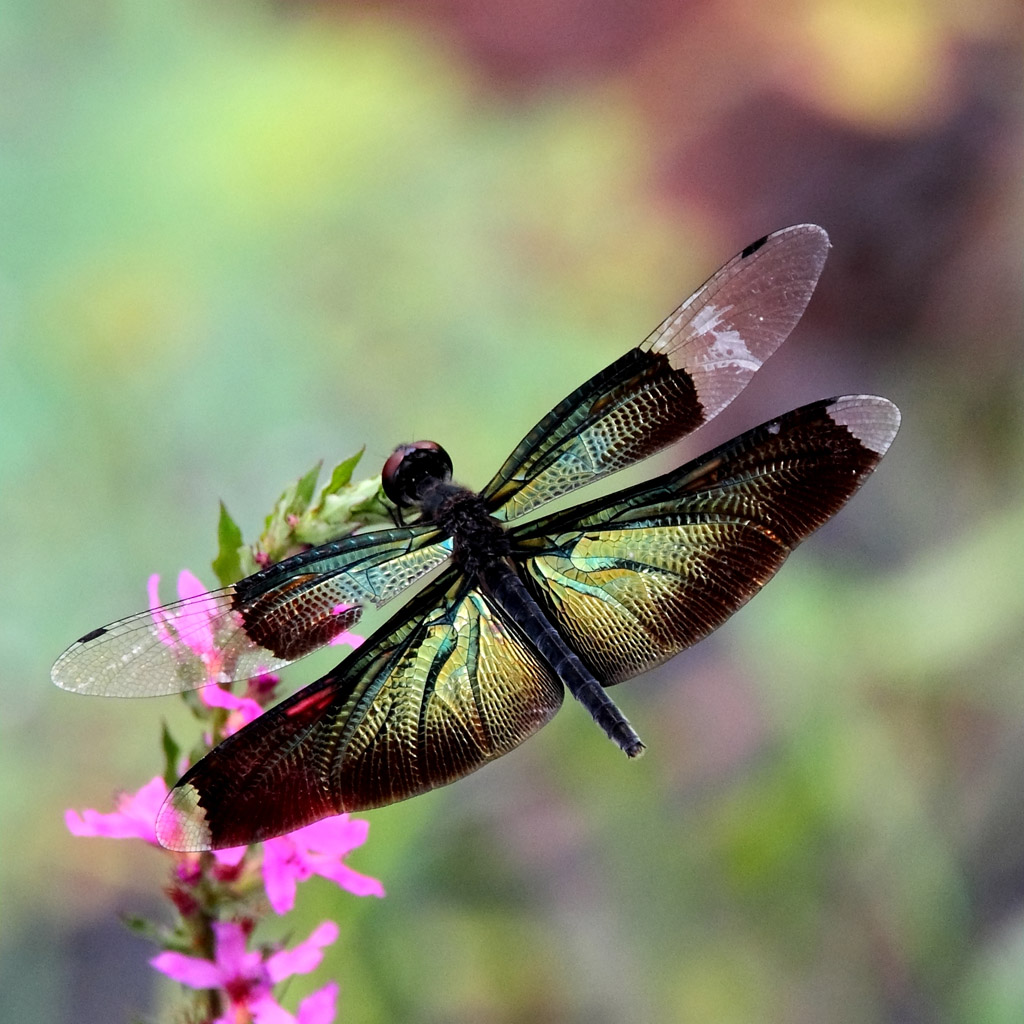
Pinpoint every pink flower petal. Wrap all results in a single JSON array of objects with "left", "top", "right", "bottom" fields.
[
  {"left": 148, "top": 569, "right": 225, "bottom": 670},
  {"left": 64, "top": 807, "right": 146, "bottom": 841},
  {"left": 262, "top": 843, "right": 301, "bottom": 914},
  {"left": 298, "top": 982, "right": 339, "bottom": 1024},
  {"left": 199, "top": 684, "right": 263, "bottom": 732},
  {"left": 212, "top": 845, "right": 247, "bottom": 868},
  {"left": 177, "top": 570, "right": 217, "bottom": 655},
  {"left": 316, "top": 861, "right": 386, "bottom": 899},
  {"left": 65, "top": 776, "right": 168, "bottom": 843},
  {"left": 150, "top": 950, "right": 224, "bottom": 988},
  {"left": 148, "top": 574, "right": 175, "bottom": 648},
  {"left": 212, "top": 920, "right": 255, "bottom": 972},
  {"left": 258, "top": 815, "right": 384, "bottom": 913},
  {"left": 198, "top": 685, "right": 242, "bottom": 710},
  {"left": 266, "top": 922, "right": 338, "bottom": 983},
  {"left": 176, "top": 569, "right": 210, "bottom": 603},
  {"left": 251, "top": 995, "right": 297, "bottom": 1024},
  {"left": 290, "top": 816, "right": 369, "bottom": 855}
]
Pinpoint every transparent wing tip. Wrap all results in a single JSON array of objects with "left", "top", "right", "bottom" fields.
[
  {"left": 50, "top": 646, "right": 98, "bottom": 693},
  {"left": 156, "top": 784, "right": 213, "bottom": 852},
  {"left": 828, "top": 396, "right": 901, "bottom": 456}
]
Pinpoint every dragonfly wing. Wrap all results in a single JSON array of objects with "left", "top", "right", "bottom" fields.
[
  {"left": 509, "top": 396, "right": 900, "bottom": 684},
  {"left": 52, "top": 585, "right": 273, "bottom": 697},
  {"left": 52, "top": 524, "right": 451, "bottom": 697},
  {"left": 156, "top": 569, "right": 564, "bottom": 850},
  {"left": 481, "top": 225, "right": 830, "bottom": 520}
]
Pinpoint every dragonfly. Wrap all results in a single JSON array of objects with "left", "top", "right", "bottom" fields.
[{"left": 53, "top": 224, "right": 900, "bottom": 851}]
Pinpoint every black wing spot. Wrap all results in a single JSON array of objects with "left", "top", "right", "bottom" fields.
[
  {"left": 740, "top": 234, "right": 769, "bottom": 259},
  {"left": 77, "top": 626, "right": 108, "bottom": 643}
]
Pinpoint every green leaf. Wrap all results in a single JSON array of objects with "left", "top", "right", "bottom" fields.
[
  {"left": 211, "top": 500, "right": 245, "bottom": 587},
  {"left": 120, "top": 914, "right": 165, "bottom": 944},
  {"left": 293, "top": 461, "right": 322, "bottom": 512},
  {"left": 160, "top": 720, "right": 182, "bottom": 788},
  {"left": 318, "top": 447, "right": 365, "bottom": 503},
  {"left": 348, "top": 482, "right": 390, "bottom": 520},
  {"left": 263, "top": 463, "right": 321, "bottom": 530},
  {"left": 294, "top": 477, "right": 391, "bottom": 546},
  {"left": 258, "top": 463, "right": 324, "bottom": 562}
]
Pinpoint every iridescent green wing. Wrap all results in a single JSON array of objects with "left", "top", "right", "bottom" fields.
[
  {"left": 508, "top": 397, "right": 900, "bottom": 684},
  {"left": 52, "top": 524, "right": 452, "bottom": 697},
  {"left": 481, "top": 225, "right": 830, "bottom": 521},
  {"left": 156, "top": 569, "right": 564, "bottom": 850}
]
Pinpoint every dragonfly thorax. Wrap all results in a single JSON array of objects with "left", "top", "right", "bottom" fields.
[{"left": 436, "top": 491, "right": 511, "bottom": 578}]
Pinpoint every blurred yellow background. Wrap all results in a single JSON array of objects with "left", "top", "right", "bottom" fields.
[{"left": 2, "top": 0, "right": 1021, "bottom": 1021}]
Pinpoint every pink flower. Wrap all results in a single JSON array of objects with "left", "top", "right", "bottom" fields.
[
  {"left": 261, "top": 817, "right": 385, "bottom": 914},
  {"left": 149, "top": 572, "right": 360, "bottom": 712},
  {"left": 148, "top": 570, "right": 221, "bottom": 669},
  {"left": 246, "top": 980, "right": 339, "bottom": 1024},
  {"left": 151, "top": 919, "right": 338, "bottom": 1024},
  {"left": 65, "top": 775, "right": 168, "bottom": 844},
  {"left": 65, "top": 779, "right": 385, "bottom": 916},
  {"left": 198, "top": 680, "right": 265, "bottom": 736}
]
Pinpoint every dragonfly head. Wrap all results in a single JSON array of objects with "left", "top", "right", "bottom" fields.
[{"left": 382, "top": 441, "right": 454, "bottom": 508}]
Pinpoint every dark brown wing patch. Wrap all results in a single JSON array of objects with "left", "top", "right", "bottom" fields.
[
  {"left": 510, "top": 396, "right": 900, "bottom": 685},
  {"left": 156, "top": 572, "right": 564, "bottom": 850},
  {"left": 482, "top": 225, "right": 830, "bottom": 521},
  {"left": 52, "top": 524, "right": 450, "bottom": 697}
]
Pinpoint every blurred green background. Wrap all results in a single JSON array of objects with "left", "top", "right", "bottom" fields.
[{"left": 2, "top": 0, "right": 1021, "bottom": 1021}]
